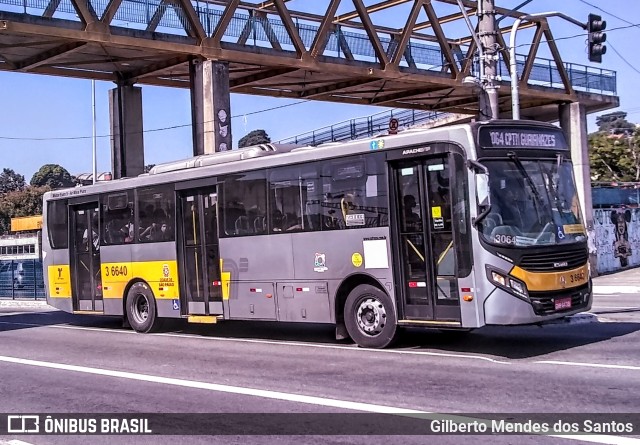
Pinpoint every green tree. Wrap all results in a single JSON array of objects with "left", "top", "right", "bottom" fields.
[
  {"left": 589, "top": 124, "right": 640, "bottom": 182},
  {"left": 0, "top": 186, "right": 49, "bottom": 234},
  {"left": 30, "top": 164, "right": 76, "bottom": 189},
  {"left": 0, "top": 168, "right": 26, "bottom": 194},
  {"left": 238, "top": 129, "right": 271, "bottom": 148}
]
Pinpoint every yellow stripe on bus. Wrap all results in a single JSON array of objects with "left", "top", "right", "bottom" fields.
[
  {"left": 47, "top": 265, "right": 71, "bottom": 298},
  {"left": 101, "top": 261, "right": 179, "bottom": 299},
  {"left": 220, "top": 258, "right": 230, "bottom": 300},
  {"left": 510, "top": 265, "right": 588, "bottom": 292}
]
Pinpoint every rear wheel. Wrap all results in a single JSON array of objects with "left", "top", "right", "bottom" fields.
[
  {"left": 344, "top": 284, "right": 397, "bottom": 348},
  {"left": 126, "top": 282, "right": 160, "bottom": 333}
]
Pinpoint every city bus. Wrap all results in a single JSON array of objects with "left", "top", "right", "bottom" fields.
[{"left": 42, "top": 119, "right": 592, "bottom": 348}]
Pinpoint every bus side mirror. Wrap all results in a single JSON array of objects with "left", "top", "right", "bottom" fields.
[{"left": 476, "top": 173, "right": 491, "bottom": 207}]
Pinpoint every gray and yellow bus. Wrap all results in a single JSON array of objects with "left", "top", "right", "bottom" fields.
[{"left": 42, "top": 119, "right": 591, "bottom": 348}]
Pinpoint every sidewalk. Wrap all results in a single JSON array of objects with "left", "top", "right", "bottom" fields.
[
  {"left": 592, "top": 266, "right": 640, "bottom": 294},
  {"left": 0, "top": 299, "right": 50, "bottom": 308}
]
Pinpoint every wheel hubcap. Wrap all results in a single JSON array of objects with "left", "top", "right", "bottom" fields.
[
  {"left": 356, "top": 296, "right": 386, "bottom": 336},
  {"left": 133, "top": 294, "right": 149, "bottom": 324}
]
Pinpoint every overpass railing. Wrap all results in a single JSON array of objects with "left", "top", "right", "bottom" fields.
[
  {"left": 0, "top": 0, "right": 617, "bottom": 95},
  {"left": 277, "top": 109, "right": 447, "bottom": 146}
]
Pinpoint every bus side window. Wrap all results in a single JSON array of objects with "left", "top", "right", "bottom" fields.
[
  {"left": 102, "top": 191, "right": 134, "bottom": 246},
  {"left": 220, "top": 172, "right": 266, "bottom": 237},
  {"left": 321, "top": 153, "right": 388, "bottom": 230},
  {"left": 268, "top": 164, "right": 319, "bottom": 234},
  {"left": 136, "top": 185, "right": 175, "bottom": 243}
]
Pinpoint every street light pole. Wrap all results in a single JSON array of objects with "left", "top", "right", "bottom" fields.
[
  {"left": 92, "top": 79, "right": 97, "bottom": 185},
  {"left": 478, "top": 0, "right": 500, "bottom": 120},
  {"left": 509, "top": 12, "right": 586, "bottom": 120}
]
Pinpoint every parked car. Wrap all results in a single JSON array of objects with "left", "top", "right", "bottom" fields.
[{"left": 13, "top": 261, "right": 43, "bottom": 289}]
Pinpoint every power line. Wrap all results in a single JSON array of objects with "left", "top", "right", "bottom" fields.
[
  {"left": 0, "top": 99, "right": 311, "bottom": 141},
  {"left": 577, "top": 0, "right": 640, "bottom": 30},
  {"left": 608, "top": 42, "right": 640, "bottom": 76},
  {"left": 575, "top": 0, "right": 640, "bottom": 76}
]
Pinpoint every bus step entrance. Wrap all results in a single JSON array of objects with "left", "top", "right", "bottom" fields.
[{"left": 187, "top": 315, "right": 222, "bottom": 324}]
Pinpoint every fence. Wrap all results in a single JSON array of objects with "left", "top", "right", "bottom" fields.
[{"left": 0, "top": 259, "right": 46, "bottom": 300}]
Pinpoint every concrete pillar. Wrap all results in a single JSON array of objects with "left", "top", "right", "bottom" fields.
[
  {"left": 109, "top": 85, "right": 145, "bottom": 179},
  {"left": 190, "top": 59, "right": 232, "bottom": 155},
  {"left": 559, "top": 102, "right": 597, "bottom": 276}
]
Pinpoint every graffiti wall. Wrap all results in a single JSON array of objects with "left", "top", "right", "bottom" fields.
[{"left": 593, "top": 207, "right": 640, "bottom": 274}]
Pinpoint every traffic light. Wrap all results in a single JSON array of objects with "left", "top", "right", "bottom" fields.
[{"left": 587, "top": 13, "right": 607, "bottom": 63}]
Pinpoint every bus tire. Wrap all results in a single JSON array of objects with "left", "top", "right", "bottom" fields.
[
  {"left": 126, "top": 282, "right": 160, "bottom": 333},
  {"left": 344, "top": 284, "right": 397, "bottom": 349}
]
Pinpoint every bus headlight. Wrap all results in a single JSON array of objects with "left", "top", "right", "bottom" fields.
[
  {"left": 491, "top": 271, "right": 506, "bottom": 286},
  {"left": 509, "top": 278, "right": 525, "bottom": 294},
  {"left": 487, "top": 267, "right": 529, "bottom": 299}
]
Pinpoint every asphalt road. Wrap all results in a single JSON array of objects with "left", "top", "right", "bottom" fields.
[{"left": 0, "top": 293, "right": 639, "bottom": 445}]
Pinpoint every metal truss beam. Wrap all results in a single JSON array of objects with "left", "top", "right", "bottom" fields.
[{"left": 0, "top": 0, "right": 618, "bottom": 117}]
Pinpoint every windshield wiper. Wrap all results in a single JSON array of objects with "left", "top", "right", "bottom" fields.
[
  {"left": 507, "top": 152, "right": 545, "bottom": 221},
  {"left": 546, "top": 155, "right": 573, "bottom": 225}
]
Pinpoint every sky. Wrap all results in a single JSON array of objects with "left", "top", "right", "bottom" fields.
[{"left": 0, "top": 0, "right": 638, "bottom": 182}]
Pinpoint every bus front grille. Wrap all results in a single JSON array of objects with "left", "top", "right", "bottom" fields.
[
  {"left": 519, "top": 248, "right": 588, "bottom": 272},
  {"left": 528, "top": 285, "right": 590, "bottom": 316}
]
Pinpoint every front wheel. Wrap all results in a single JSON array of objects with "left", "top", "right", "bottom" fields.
[
  {"left": 126, "top": 282, "right": 160, "bottom": 333},
  {"left": 344, "top": 284, "right": 397, "bottom": 348}
]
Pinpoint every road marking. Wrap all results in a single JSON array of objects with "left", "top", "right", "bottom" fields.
[
  {"left": 0, "top": 320, "right": 511, "bottom": 365},
  {"left": 0, "top": 354, "right": 637, "bottom": 444},
  {"left": 3, "top": 319, "right": 640, "bottom": 372},
  {"left": 0, "top": 353, "right": 423, "bottom": 414},
  {"left": 535, "top": 360, "right": 640, "bottom": 371}
]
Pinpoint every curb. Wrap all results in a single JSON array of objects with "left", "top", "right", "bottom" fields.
[
  {"left": 0, "top": 300, "right": 50, "bottom": 308},
  {"left": 592, "top": 285, "right": 640, "bottom": 294}
]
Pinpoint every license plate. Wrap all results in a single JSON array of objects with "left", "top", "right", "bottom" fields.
[{"left": 555, "top": 297, "right": 572, "bottom": 310}]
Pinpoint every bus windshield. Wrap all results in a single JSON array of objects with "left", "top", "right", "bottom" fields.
[{"left": 480, "top": 157, "right": 587, "bottom": 247}]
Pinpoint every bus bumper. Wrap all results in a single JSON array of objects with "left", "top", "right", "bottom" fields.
[{"left": 483, "top": 284, "right": 592, "bottom": 325}]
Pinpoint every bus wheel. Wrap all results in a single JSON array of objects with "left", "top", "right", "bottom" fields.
[
  {"left": 126, "top": 282, "right": 159, "bottom": 333},
  {"left": 344, "top": 285, "right": 397, "bottom": 349}
]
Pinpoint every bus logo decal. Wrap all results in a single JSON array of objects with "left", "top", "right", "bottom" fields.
[
  {"left": 162, "top": 264, "right": 170, "bottom": 278},
  {"left": 314, "top": 253, "right": 328, "bottom": 272}
]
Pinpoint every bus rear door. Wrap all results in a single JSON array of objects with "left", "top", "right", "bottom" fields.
[
  {"left": 177, "top": 188, "right": 223, "bottom": 317},
  {"left": 392, "top": 156, "right": 461, "bottom": 324},
  {"left": 70, "top": 203, "right": 103, "bottom": 312}
]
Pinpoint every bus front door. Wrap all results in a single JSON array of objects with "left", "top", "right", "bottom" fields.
[
  {"left": 70, "top": 204, "right": 103, "bottom": 312},
  {"left": 178, "top": 189, "right": 223, "bottom": 316},
  {"left": 393, "top": 157, "right": 461, "bottom": 323}
]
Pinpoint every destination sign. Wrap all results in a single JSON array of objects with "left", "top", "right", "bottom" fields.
[{"left": 478, "top": 126, "right": 567, "bottom": 150}]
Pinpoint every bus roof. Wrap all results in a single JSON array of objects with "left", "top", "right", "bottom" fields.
[{"left": 43, "top": 119, "right": 560, "bottom": 201}]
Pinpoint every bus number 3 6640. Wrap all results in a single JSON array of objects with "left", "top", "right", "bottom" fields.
[{"left": 104, "top": 266, "right": 128, "bottom": 277}]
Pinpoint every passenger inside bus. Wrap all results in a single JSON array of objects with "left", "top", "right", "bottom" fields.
[
  {"left": 403, "top": 194, "right": 421, "bottom": 231},
  {"left": 271, "top": 209, "right": 285, "bottom": 232},
  {"left": 82, "top": 219, "right": 100, "bottom": 251},
  {"left": 108, "top": 211, "right": 134, "bottom": 244},
  {"left": 139, "top": 208, "right": 169, "bottom": 241}
]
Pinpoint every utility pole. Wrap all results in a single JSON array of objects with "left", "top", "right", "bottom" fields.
[{"left": 478, "top": 0, "right": 500, "bottom": 120}]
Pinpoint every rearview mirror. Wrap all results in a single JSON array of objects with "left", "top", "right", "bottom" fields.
[{"left": 476, "top": 173, "right": 490, "bottom": 207}]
